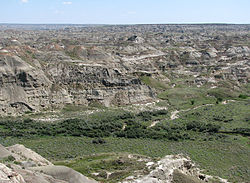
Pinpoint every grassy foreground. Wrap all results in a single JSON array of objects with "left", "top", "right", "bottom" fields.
[
  {"left": 1, "top": 134, "right": 249, "bottom": 182},
  {"left": 0, "top": 85, "right": 249, "bottom": 182}
]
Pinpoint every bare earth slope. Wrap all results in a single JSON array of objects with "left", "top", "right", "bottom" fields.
[{"left": 0, "top": 24, "right": 249, "bottom": 115}]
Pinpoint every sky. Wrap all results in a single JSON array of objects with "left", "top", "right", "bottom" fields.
[{"left": 0, "top": 0, "right": 250, "bottom": 24}]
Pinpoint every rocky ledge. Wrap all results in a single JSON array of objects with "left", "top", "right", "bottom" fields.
[{"left": 0, "top": 144, "right": 97, "bottom": 183}]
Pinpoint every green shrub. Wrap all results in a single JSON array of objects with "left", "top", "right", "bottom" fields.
[
  {"left": 2, "top": 155, "right": 15, "bottom": 162},
  {"left": 92, "top": 138, "right": 106, "bottom": 144},
  {"left": 239, "top": 94, "right": 248, "bottom": 99},
  {"left": 186, "top": 121, "right": 203, "bottom": 131},
  {"left": 216, "top": 97, "right": 223, "bottom": 104},
  {"left": 186, "top": 121, "right": 220, "bottom": 133}
]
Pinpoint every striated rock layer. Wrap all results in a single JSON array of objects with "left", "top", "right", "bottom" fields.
[
  {"left": 0, "top": 54, "right": 154, "bottom": 116},
  {"left": 0, "top": 24, "right": 249, "bottom": 115}
]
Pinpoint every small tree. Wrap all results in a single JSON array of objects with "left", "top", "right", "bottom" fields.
[
  {"left": 191, "top": 100, "right": 195, "bottom": 105},
  {"left": 216, "top": 97, "right": 223, "bottom": 104}
]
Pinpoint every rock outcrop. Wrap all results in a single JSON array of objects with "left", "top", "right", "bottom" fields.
[
  {"left": 0, "top": 144, "right": 98, "bottom": 183},
  {"left": 0, "top": 163, "right": 26, "bottom": 183},
  {"left": 30, "top": 166, "right": 98, "bottom": 183},
  {"left": 7, "top": 144, "right": 52, "bottom": 167},
  {"left": 0, "top": 54, "right": 154, "bottom": 115},
  {"left": 0, "top": 55, "right": 51, "bottom": 115},
  {"left": 122, "top": 155, "right": 229, "bottom": 183},
  {"left": 0, "top": 144, "right": 11, "bottom": 159}
]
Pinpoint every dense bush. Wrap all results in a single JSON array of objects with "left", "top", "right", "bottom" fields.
[
  {"left": 137, "top": 110, "right": 167, "bottom": 121},
  {"left": 0, "top": 108, "right": 221, "bottom": 141},
  {"left": 186, "top": 121, "right": 220, "bottom": 133},
  {"left": 59, "top": 118, "right": 123, "bottom": 137},
  {"left": 186, "top": 121, "right": 203, "bottom": 131},
  {"left": 238, "top": 94, "right": 248, "bottom": 99}
]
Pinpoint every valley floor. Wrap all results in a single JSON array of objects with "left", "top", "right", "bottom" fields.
[{"left": 1, "top": 90, "right": 249, "bottom": 182}]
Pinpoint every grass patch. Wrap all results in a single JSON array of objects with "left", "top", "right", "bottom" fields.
[
  {"left": 140, "top": 76, "right": 169, "bottom": 91},
  {"left": 62, "top": 104, "right": 92, "bottom": 112},
  {"left": 175, "top": 100, "right": 250, "bottom": 131},
  {"left": 173, "top": 170, "right": 201, "bottom": 183},
  {"left": 55, "top": 153, "right": 147, "bottom": 183},
  {"left": 158, "top": 87, "right": 216, "bottom": 109}
]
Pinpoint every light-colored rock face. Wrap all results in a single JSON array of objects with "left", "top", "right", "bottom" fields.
[
  {"left": 0, "top": 144, "right": 98, "bottom": 183},
  {"left": 0, "top": 53, "right": 155, "bottom": 116},
  {"left": 7, "top": 144, "right": 52, "bottom": 167},
  {"left": 0, "top": 144, "right": 11, "bottom": 159},
  {"left": 0, "top": 55, "right": 52, "bottom": 116},
  {"left": 0, "top": 163, "right": 26, "bottom": 183},
  {"left": 14, "top": 167, "right": 68, "bottom": 183},
  {"left": 30, "top": 166, "right": 98, "bottom": 183}
]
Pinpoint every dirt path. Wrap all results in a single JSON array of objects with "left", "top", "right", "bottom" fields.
[
  {"left": 149, "top": 100, "right": 234, "bottom": 127},
  {"left": 170, "top": 104, "right": 214, "bottom": 120},
  {"left": 149, "top": 120, "right": 160, "bottom": 128},
  {"left": 170, "top": 110, "right": 180, "bottom": 120}
]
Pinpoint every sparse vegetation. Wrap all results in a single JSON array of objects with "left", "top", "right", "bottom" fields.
[
  {"left": 55, "top": 153, "right": 147, "bottom": 183},
  {"left": 1, "top": 155, "right": 15, "bottom": 163},
  {"left": 173, "top": 170, "right": 201, "bottom": 183},
  {"left": 140, "top": 76, "right": 169, "bottom": 91}
]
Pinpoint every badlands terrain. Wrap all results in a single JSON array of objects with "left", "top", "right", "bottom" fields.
[{"left": 0, "top": 24, "right": 249, "bottom": 182}]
